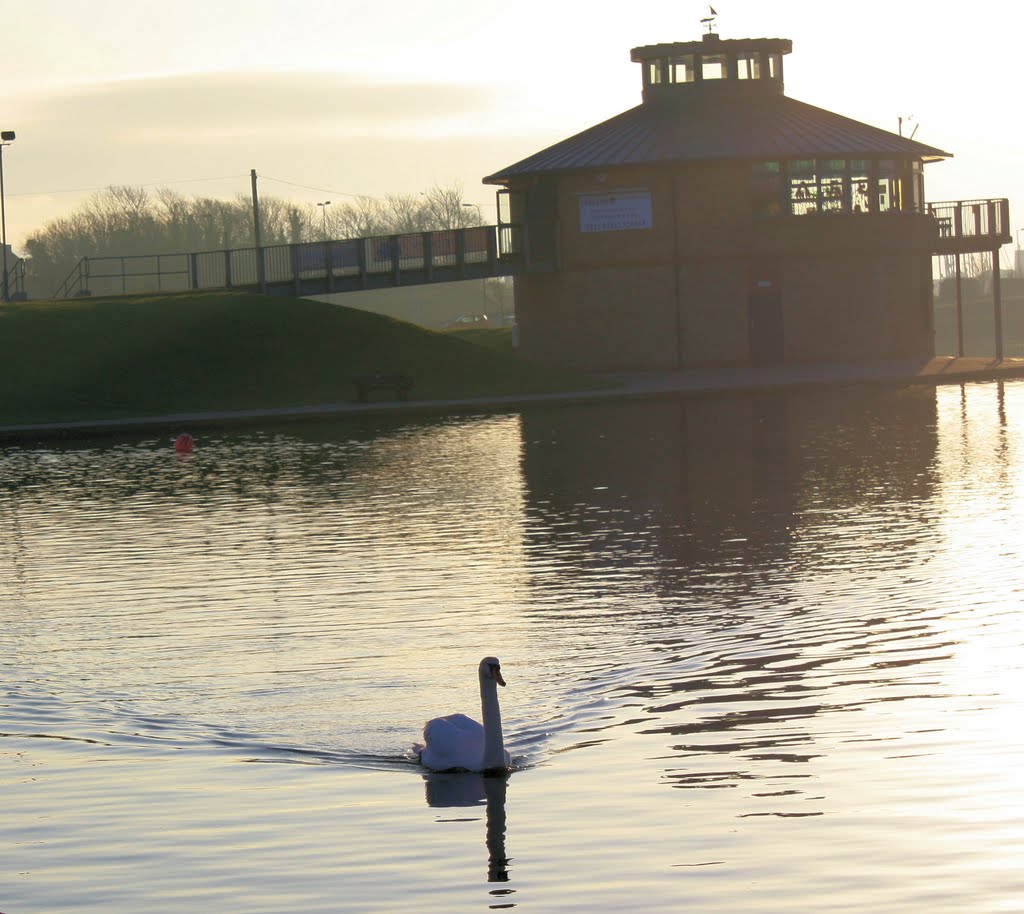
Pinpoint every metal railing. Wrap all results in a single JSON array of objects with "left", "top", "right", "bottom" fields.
[
  {"left": 927, "top": 198, "right": 1011, "bottom": 250},
  {"left": 3, "top": 258, "right": 26, "bottom": 300},
  {"left": 52, "top": 225, "right": 513, "bottom": 299},
  {"left": 53, "top": 253, "right": 192, "bottom": 299}
]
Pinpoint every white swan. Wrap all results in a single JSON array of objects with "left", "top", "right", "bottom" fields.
[{"left": 416, "top": 657, "right": 511, "bottom": 773}]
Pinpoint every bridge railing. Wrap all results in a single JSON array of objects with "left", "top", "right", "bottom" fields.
[{"left": 52, "top": 225, "right": 508, "bottom": 299}]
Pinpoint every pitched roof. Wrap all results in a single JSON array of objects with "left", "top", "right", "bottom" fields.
[{"left": 483, "top": 93, "right": 951, "bottom": 184}]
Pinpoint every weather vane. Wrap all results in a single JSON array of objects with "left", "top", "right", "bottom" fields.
[{"left": 700, "top": 4, "right": 718, "bottom": 33}]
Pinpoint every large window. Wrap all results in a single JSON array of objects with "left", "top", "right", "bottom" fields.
[{"left": 751, "top": 159, "right": 923, "bottom": 217}]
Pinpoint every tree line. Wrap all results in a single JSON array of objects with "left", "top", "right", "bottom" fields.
[{"left": 21, "top": 182, "right": 485, "bottom": 299}]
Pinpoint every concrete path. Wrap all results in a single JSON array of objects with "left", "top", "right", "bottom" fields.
[{"left": 3, "top": 357, "right": 1023, "bottom": 442}]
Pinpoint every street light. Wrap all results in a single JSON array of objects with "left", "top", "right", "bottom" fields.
[
  {"left": 0, "top": 130, "right": 15, "bottom": 304},
  {"left": 462, "top": 202, "right": 495, "bottom": 323},
  {"left": 317, "top": 200, "right": 331, "bottom": 241}
]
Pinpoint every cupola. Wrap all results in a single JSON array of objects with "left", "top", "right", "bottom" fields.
[{"left": 631, "top": 32, "right": 792, "bottom": 102}]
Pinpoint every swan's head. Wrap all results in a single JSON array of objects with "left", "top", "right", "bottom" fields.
[{"left": 479, "top": 656, "right": 506, "bottom": 687}]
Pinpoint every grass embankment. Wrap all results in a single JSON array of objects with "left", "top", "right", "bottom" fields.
[{"left": 0, "top": 292, "right": 602, "bottom": 425}]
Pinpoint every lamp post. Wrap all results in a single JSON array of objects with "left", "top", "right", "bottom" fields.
[
  {"left": 317, "top": 201, "right": 331, "bottom": 241},
  {"left": 0, "top": 130, "right": 15, "bottom": 304},
  {"left": 462, "top": 202, "right": 495, "bottom": 324}
]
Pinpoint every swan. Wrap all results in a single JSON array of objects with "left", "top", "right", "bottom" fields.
[{"left": 416, "top": 657, "right": 511, "bottom": 773}]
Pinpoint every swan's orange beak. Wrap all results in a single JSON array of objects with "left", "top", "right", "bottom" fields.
[{"left": 492, "top": 666, "right": 506, "bottom": 687}]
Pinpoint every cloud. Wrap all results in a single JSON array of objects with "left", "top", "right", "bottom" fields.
[
  {"left": 3, "top": 70, "right": 558, "bottom": 246},
  {"left": 16, "top": 70, "right": 496, "bottom": 144}
]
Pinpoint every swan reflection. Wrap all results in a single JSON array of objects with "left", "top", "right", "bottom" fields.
[{"left": 422, "top": 771, "right": 512, "bottom": 888}]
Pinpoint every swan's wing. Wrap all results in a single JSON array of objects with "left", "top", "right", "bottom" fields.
[{"left": 419, "top": 713, "right": 485, "bottom": 771}]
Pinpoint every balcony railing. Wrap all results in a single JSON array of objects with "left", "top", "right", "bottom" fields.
[{"left": 928, "top": 198, "right": 1011, "bottom": 254}]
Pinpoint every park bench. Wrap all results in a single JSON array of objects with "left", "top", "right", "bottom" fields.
[{"left": 352, "top": 372, "right": 414, "bottom": 403}]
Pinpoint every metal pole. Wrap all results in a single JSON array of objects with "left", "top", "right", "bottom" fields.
[
  {"left": 1, "top": 144, "right": 8, "bottom": 304},
  {"left": 993, "top": 246, "right": 1004, "bottom": 361},
  {"left": 251, "top": 168, "right": 266, "bottom": 292},
  {"left": 954, "top": 252, "right": 963, "bottom": 358}
]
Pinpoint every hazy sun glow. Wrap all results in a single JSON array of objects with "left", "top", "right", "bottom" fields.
[{"left": 4, "top": 1, "right": 1023, "bottom": 247}]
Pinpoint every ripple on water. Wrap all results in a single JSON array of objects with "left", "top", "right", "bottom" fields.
[{"left": 2, "top": 385, "right": 1024, "bottom": 912}]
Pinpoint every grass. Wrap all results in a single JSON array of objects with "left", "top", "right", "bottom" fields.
[{"left": 0, "top": 292, "right": 603, "bottom": 425}]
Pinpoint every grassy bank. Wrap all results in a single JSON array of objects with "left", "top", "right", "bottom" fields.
[{"left": 0, "top": 292, "right": 602, "bottom": 425}]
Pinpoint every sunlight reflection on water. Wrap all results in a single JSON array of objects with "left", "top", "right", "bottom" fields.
[{"left": 2, "top": 382, "right": 1023, "bottom": 912}]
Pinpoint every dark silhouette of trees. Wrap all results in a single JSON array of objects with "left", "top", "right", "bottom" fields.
[{"left": 22, "top": 181, "right": 484, "bottom": 299}]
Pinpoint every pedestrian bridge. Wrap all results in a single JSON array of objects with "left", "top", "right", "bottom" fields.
[
  {"left": 49, "top": 199, "right": 1010, "bottom": 300},
  {"left": 53, "top": 225, "right": 522, "bottom": 299}
]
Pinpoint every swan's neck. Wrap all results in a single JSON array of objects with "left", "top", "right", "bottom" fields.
[{"left": 479, "top": 677, "right": 506, "bottom": 771}]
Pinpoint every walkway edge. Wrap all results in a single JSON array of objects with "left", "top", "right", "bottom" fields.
[{"left": 3, "top": 357, "right": 1023, "bottom": 442}]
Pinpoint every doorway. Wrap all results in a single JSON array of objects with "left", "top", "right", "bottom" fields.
[{"left": 748, "top": 265, "right": 784, "bottom": 363}]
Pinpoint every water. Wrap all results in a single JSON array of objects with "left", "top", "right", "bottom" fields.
[{"left": 2, "top": 383, "right": 1023, "bottom": 913}]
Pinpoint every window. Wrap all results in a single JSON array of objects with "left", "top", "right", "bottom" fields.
[
  {"left": 877, "top": 160, "right": 899, "bottom": 212},
  {"left": 911, "top": 161, "right": 924, "bottom": 212},
  {"left": 751, "top": 161, "right": 783, "bottom": 216},
  {"left": 850, "top": 160, "right": 872, "bottom": 213},
  {"left": 753, "top": 158, "right": 923, "bottom": 217},
  {"left": 669, "top": 54, "right": 696, "bottom": 83},
  {"left": 647, "top": 60, "right": 664, "bottom": 85},
  {"left": 701, "top": 53, "right": 728, "bottom": 80},
  {"left": 788, "top": 159, "right": 818, "bottom": 215},
  {"left": 767, "top": 53, "right": 782, "bottom": 79},
  {"left": 819, "top": 160, "right": 846, "bottom": 213},
  {"left": 737, "top": 53, "right": 761, "bottom": 79}
]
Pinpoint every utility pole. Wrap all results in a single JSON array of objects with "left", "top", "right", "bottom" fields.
[
  {"left": 251, "top": 168, "right": 266, "bottom": 292},
  {"left": 0, "top": 131, "right": 15, "bottom": 303}
]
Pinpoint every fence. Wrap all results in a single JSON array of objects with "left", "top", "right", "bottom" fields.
[
  {"left": 53, "top": 226, "right": 512, "bottom": 299},
  {"left": 928, "top": 199, "right": 1011, "bottom": 254}
]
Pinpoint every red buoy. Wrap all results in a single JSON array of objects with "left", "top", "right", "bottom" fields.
[{"left": 174, "top": 433, "right": 194, "bottom": 454}]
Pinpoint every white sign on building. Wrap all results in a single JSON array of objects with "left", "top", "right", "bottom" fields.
[{"left": 578, "top": 190, "right": 653, "bottom": 233}]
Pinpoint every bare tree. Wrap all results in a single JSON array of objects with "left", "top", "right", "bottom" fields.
[
  {"left": 21, "top": 181, "right": 487, "bottom": 297},
  {"left": 421, "top": 181, "right": 481, "bottom": 230}
]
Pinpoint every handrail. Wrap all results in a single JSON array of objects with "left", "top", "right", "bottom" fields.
[
  {"left": 50, "top": 225, "right": 512, "bottom": 299},
  {"left": 5, "top": 258, "right": 27, "bottom": 299},
  {"left": 927, "top": 198, "right": 1010, "bottom": 244},
  {"left": 53, "top": 257, "right": 90, "bottom": 299}
]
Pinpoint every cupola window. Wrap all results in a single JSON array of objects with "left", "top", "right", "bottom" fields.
[
  {"left": 701, "top": 53, "right": 729, "bottom": 80},
  {"left": 737, "top": 52, "right": 761, "bottom": 79},
  {"left": 669, "top": 55, "right": 696, "bottom": 83}
]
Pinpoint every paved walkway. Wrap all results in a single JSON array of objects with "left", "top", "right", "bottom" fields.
[{"left": 3, "top": 356, "right": 1023, "bottom": 442}]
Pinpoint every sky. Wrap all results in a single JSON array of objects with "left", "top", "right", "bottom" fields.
[{"left": 4, "top": 0, "right": 1024, "bottom": 252}]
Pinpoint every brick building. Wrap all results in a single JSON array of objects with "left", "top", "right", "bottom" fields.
[{"left": 484, "top": 32, "right": 953, "bottom": 370}]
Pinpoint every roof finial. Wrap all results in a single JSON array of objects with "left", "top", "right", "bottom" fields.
[{"left": 700, "top": 4, "right": 718, "bottom": 34}]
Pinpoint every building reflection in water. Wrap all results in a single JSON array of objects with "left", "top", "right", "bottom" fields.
[{"left": 517, "top": 387, "right": 950, "bottom": 793}]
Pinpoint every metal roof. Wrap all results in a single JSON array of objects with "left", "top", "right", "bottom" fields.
[
  {"left": 631, "top": 36, "right": 793, "bottom": 61},
  {"left": 483, "top": 94, "right": 951, "bottom": 185}
]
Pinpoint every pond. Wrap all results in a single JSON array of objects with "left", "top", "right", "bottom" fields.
[{"left": 2, "top": 382, "right": 1022, "bottom": 913}]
